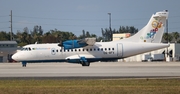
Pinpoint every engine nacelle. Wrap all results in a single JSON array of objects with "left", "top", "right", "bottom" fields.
[{"left": 62, "top": 40, "right": 87, "bottom": 49}]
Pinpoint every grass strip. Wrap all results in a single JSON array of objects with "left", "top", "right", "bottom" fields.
[{"left": 0, "top": 79, "right": 179, "bottom": 94}]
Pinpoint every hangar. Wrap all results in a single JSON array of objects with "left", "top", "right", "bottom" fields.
[{"left": 0, "top": 41, "right": 17, "bottom": 62}]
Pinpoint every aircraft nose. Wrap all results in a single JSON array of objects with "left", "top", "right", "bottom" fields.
[{"left": 12, "top": 53, "right": 19, "bottom": 61}]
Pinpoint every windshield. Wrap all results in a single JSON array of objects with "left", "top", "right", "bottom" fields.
[{"left": 21, "top": 47, "right": 31, "bottom": 51}]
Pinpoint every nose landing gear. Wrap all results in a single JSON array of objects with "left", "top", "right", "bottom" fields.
[{"left": 22, "top": 61, "right": 27, "bottom": 67}]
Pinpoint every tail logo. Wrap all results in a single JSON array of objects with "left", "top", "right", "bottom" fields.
[{"left": 146, "top": 20, "right": 162, "bottom": 39}]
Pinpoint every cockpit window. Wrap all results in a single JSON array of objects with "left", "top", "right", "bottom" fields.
[
  {"left": 25, "top": 48, "right": 28, "bottom": 51},
  {"left": 21, "top": 48, "right": 24, "bottom": 51},
  {"left": 21, "top": 47, "right": 32, "bottom": 51}
]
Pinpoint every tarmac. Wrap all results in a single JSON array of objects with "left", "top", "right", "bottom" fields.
[{"left": 0, "top": 62, "right": 180, "bottom": 79}]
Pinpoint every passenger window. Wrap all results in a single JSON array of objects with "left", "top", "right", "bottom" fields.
[
  {"left": 75, "top": 49, "right": 77, "bottom": 52},
  {"left": 97, "top": 48, "right": 100, "bottom": 51},
  {"left": 83, "top": 49, "right": 85, "bottom": 51},
  {"left": 60, "top": 50, "right": 62, "bottom": 52},
  {"left": 105, "top": 48, "right": 107, "bottom": 51},
  {"left": 71, "top": 49, "right": 73, "bottom": 52},
  {"left": 56, "top": 50, "right": 58, "bottom": 52},
  {"left": 94, "top": 48, "right": 96, "bottom": 51},
  {"left": 79, "top": 49, "right": 81, "bottom": 51},
  {"left": 109, "top": 48, "right": 111, "bottom": 50},
  {"left": 67, "top": 49, "right": 69, "bottom": 52},
  {"left": 101, "top": 48, "right": 103, "bottom": 51},
  {"left": 29, "top": 48, "right": 31, "bottom": 51},
  {"left": 90, "top": 49, "right": 92, "bottom": 51},
  {"left": 112, "top": 48, "right": 114, "bottom": 50},
  {"left": 86, "top": 49, "right": 88, "bottom": 51}
]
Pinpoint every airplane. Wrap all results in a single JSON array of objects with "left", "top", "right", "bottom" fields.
[{"left": 12, "top": 10, "right": 169, "bottom": 67}]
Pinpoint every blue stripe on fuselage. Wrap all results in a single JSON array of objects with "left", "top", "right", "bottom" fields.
[{"left": 20, "top": 58, "right": 121, "bottom": 63}]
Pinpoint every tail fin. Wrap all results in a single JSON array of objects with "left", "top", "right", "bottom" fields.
[{"left": 120, "top": 10, "right": 169, "bottom": 43}]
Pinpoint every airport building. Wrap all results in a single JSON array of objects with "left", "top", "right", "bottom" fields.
[
  {"left": 112, "top": 33, "right": 131, "bottom": 41},
  {"left": 121, "top": 43, "right": 180, "bottom": 62},
  {"left": 0, "top": 41, "right": 17, "bottom": 62}
]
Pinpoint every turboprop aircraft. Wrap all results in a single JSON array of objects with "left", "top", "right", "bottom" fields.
[{"left": 12, "top": 10, "right": 169, "bottom": 67}]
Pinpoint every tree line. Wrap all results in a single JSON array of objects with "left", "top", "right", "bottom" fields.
[
  {"left": 162, "top": 32, "right": 180, "bottom": 43},
  {"left": 0, "top": 25, "right": 180, "bottom": 46},
  {"left": 101, "top": 26, "right": 138, "bottom": 41},
  {"left": 0, "top": 25, "right": 103, "bottom": 46}
]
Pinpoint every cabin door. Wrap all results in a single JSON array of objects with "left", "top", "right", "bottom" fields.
[{"left": 117, "top": 43, "right": 123, "bottom": 57}]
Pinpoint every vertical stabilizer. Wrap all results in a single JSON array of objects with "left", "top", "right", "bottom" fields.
[{"left": 120, "top": 10, "right": 169, "bottom": 43}]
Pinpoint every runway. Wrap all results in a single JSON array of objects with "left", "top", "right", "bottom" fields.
[{"left": 0, "top": 62, "right": 180, "bottom": 79}]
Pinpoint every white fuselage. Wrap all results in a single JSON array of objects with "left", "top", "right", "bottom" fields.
[{"left": 12, "top": 41, "right": 169, "bottom": 63}]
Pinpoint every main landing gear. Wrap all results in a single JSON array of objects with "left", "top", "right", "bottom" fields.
[
  {"left": 82, "top": 62, "right": 90, "bottom": 66},
  {"left": 80, "top": 57, "right": 90, "bottom": 66},
  {"left": 22, "top": 61, "right": 27, "bottom": 67}
]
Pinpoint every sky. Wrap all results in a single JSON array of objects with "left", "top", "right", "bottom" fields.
[{"left": 0, "top": 0, "right": 180, "bottom": 36}]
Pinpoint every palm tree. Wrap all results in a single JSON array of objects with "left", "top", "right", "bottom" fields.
[
  {"left": 163, "top": 33, "right": 168, "bottom": 42},
  {"left": 163, "top": 33, "right": 173, "bottom": 43},
  {"left": 173, "top": 32, "right": 179, "bottom": 43},
  {"left": 168, "top": 34, "right": 173, "bottom": 43}
]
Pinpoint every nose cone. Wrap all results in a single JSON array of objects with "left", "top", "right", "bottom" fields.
[{"left": 12, "top": 53, "right": 19, "bottom": 61}]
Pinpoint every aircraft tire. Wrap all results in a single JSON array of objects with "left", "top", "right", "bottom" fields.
[
  {"left": 82, "top": 63, "right": 85, "bottom": 66},
  {"left": 22, "top": 62, "right": 27, "bottom": 67},
  {"left": 82, "top": 62, "right": 90, "bottom": 66},
  {"left": 87, "top": 62, "right": 90, "bottom": 66}
]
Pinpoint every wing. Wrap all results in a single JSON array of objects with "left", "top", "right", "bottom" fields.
[{"left": 83, "top": 38, "right": 96, "bottom": 46}]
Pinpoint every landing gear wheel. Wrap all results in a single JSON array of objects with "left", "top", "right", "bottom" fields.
[
  {"left": 22, "top": 62, "right": 27, "bottom": 67},
  {"left": 81, "top": 62, "right": 90, "bottom": 66},
  {"left": 87, "top": 62, "right": 90, "bottom": 66},
  {"left": 22, "top": 64, "right": 26, "bottom": 67}
]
